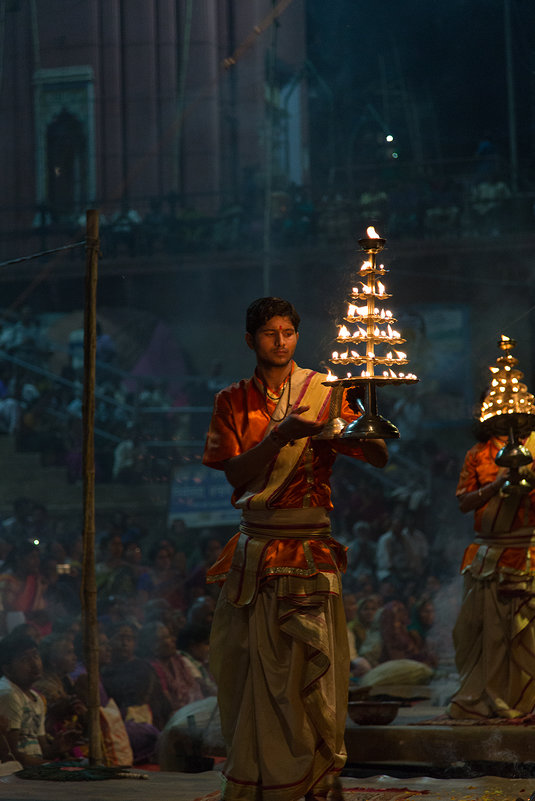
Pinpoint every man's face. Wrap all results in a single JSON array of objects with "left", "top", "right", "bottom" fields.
[
  {"left": 246, "top": 315, "right": 298, "bottom": 369},
  {"left": 4, "top": 647, "right": 42, "bottom": 690}
]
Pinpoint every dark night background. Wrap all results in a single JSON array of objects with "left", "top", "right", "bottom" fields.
[{"left": 306, "top": 0, "right": 535, "bottom": 185}]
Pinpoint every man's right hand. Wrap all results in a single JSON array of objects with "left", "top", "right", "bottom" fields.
[{"left": 277, "top": 405, "right": 325, "bottom": 443}]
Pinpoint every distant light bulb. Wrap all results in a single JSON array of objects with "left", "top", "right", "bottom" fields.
[{"left": 386, "top": 134, "right": 394, "bottom": 142}]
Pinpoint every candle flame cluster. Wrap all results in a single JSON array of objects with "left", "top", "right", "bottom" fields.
[
  {"left": 329, "top": 228, "right": 418, "bottom": 382},
  {"left": 480, "top": 335, "right": 535, "bottom": 422}
]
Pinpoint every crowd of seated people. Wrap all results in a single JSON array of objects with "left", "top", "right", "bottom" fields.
[
  {"left": 337, "top": 485, "right": 461, "bottom": 693},
  {"left": 0, "top": 504, "right": 227, "bottom": 768}
]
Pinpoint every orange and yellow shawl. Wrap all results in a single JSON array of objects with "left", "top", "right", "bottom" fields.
[
  {"left": 457, "top": 435, "right": 535, "bottom": 585},
  {"left": 203, "top": 363, "right": 367, "bottom": 602}
]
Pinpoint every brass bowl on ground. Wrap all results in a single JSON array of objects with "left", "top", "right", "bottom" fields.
[{"left": 347, "top": 700, "right": 401, "bottom": 725}]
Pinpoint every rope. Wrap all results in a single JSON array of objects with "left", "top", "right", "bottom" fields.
[{"left": 0, "top": 240, "right": 86, "bottom": 269}]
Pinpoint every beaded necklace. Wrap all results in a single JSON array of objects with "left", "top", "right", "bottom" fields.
[{"left": 264, "top": 372, "right": 292, "bottom": 422}]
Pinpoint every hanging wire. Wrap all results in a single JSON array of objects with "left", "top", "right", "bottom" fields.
[{"left": 0, "top": 240, "right": 86, "bottom": 270}]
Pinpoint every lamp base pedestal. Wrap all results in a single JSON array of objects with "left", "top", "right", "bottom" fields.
[{"left": 342, "top": 412, "right": 400, "bottom": 440}]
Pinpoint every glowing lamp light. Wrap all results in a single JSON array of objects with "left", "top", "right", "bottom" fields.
[{"left": 367, "top": 226, "right": 381, "bottom": 239}]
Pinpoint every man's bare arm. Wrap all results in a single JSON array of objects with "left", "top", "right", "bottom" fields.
[{"left": 458, "top": 472, "right": 507, "bottom": 514}]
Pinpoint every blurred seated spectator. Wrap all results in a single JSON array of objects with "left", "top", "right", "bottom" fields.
[
  {"left": 143, "top": 598, "right": 186, "bottom": 642},
  {"left": 145, "top": 543, "right": 186, "bottom": 610},
  {"left": 71, "top": 630, "right": 140, "bottom": 766},
  {"left": 346, "top": 521, "right": 377, "bottom": 579},
  {"left": 137, "top": 622, "right": 204, "bottom": 712},
  {"left": 360, "top": 600, "right": 437, "bottom": 669},
  {"left": 98, "top": 595, "right": 140, "bottom": 631},
  {"left": 95, "top": 533, "right": 136, "bottom": 601},
  {"left": 186, "top": 596, "right": 215, "bottom": 628},
  {"left": 408, "top": 595, "right": 436, "bottom": 653},
  {"left": 176, "top": 624, "right": 217, "bottom": 698},
  {"left": 101, "top": 622, "right": 170, "bottom": 731},
  {"left": 352, "top": 595, "right": 381, "bottom": 651},
  {"left": 0, "top": 633, "right": 75, "bottom": 765},
  {"left": 0, "top": 542, "right": 48, "bottom": 637},
  {"left": 34, "top": 634, "right": 86, "bottom": 756},
  {"left": 376, "top": 506, "right": 429, "bottom": 585},
  {"left": 343, "top": 592, "right": 372, "bottom": 678}
]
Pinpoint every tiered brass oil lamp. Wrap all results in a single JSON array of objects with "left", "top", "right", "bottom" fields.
[
  {"left": 322, "top": 227, "right": 418, "bottom": 440},
  {"left": 480, "top": 335, "right": 535, "bottom": 495}
]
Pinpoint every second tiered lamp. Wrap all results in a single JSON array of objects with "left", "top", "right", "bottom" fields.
[{"left": 325, "top": 227, "right": 418, "bottom": 440}]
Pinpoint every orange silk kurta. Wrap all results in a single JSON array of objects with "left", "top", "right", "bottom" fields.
[
  {"left": 203, "top": 363, "right": 367, "bottom": 585},
  {"left": 456, "top": 438, "right": 535, "bottom": 578}
]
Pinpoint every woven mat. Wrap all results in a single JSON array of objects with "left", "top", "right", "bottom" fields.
[
  {"left": 412, "top": 713, "right": 535, "bottom": 726},
  {"left": 191, "top": 788, "right": 429, "bottom": 801},
  {"left": 15, "top": 764, "right": 149, "bottom": 781}
]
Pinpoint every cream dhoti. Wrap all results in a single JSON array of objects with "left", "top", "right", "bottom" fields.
[{"left": 209, "top": 509, "right": 349, "bottom": 801}]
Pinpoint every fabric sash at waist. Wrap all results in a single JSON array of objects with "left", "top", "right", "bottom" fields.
[
  {"left": 239, "top": 507, "right": 331, "bottom": 540},
  {"left": 474, "top": 527, "right": 535, "bottom": 548}
]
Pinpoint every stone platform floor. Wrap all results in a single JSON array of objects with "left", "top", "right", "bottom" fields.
[
  {"left": 2, "top": 769, "right": 535, "bottom": 801},
  {"left": 346, "top": 700, "right": 535, "bottom": 782}
]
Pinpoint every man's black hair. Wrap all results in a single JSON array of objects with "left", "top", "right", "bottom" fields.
[
  {"left": 245, "top": 297, "right": 300, "bottom": 337},
  {"left": 0, "top": 633, "right": 38, "bottom": 675}
]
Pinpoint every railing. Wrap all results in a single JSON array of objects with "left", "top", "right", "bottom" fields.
[{"left": 1, "top": 158, "right": 534, "bottom": 263}]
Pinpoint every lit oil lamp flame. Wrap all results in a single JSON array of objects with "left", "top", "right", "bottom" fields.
[
  {"left": 386, "top": 324, "right": 394, "bottom": 337},
  {"left": 389, "top": 369, "right": 397, "bottom": 377},
  {"left": 377, "top": 281, "right": 385, "bottom": 295},
  {"left": 326, "top": 369, "right": 338, "bottom": 381},
  {"left": 357, "top": 326, "right": 366, "bottom": 336},
  {"left": 394, "top": 350, "right": 406, "bottom": 359},
  {"left": 367, "top": 226, "right": 381, "bottom": 239},
  {"left": 332, "top": 351, "right": 338, "bottom": 359},
  {"left": 360, "top": 261, "right": 372, "bottom": 271},
  {"left": 338, "top": 325, "right": 350, "bottom": 338},
  {"left": 347, "top": 304, "right": 357, "bottom": 316}
]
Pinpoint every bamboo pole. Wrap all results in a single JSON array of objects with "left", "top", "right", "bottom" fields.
[{"left": 81, "top": 209, "right": 101, "bottom": 764}]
